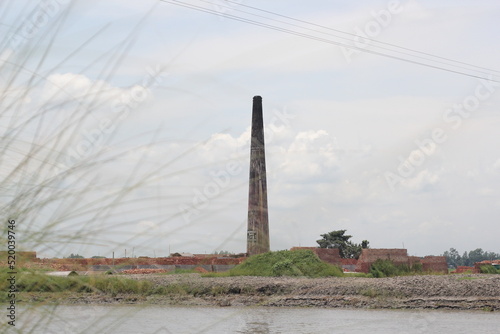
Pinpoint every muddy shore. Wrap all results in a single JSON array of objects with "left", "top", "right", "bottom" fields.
[{"left": 29, "top": 273, "right": 499, "bottom": 311}]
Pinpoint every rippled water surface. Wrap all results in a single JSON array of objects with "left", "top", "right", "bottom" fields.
[{"left": 12, "top": 304, "right": 500, "bottom": 333}]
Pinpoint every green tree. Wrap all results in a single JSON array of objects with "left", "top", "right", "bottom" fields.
[
  {"left": 442, "top": 248, "right": 500, "bottom": 267},
  {"left": 462, "top": 251, "right": 470, "bottom": 266},
  {"left": 468, "top": 248, "right": 486, "bottom": 265},
  {"left": 316, "top": 230, "right": 369, "bottom": 259},
  {"left": 443, "top": 248, "right": 462, "bottom": 268}
]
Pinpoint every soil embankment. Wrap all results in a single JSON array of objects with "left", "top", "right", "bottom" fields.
[
  {"left": 119, "top": 274, "right": 500, "bottom": 310},
  {"left": 20, "top": 273, "right": 500, "bottom": 310}
]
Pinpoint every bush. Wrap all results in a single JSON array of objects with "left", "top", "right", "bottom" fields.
[
  {"left": 229, "top": 250, "right": 344, "bottom": 277},
  {"left": 370, "top": 259, "right": 400, "bottom": 278},
  {"left": 370, "top": 259, "right": 424, "bottom": 278},
  {"left": 480, "top": 265, "right": 500, "bottom": 274},
  {"left": 411, "top": 262, "right": 423, "bottom": 272}
]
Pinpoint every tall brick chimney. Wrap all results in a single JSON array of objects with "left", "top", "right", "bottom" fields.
[{"left": 246, "top": 96, "right": 270, "bottom": 256}]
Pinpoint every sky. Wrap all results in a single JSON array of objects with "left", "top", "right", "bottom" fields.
[{"left": 1, "top": 0, "right": 499, "bottom": 258}]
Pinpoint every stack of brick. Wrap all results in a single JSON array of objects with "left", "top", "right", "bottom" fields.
[{"left": 454, "top": 266, "right": 477, "bottom": 273}]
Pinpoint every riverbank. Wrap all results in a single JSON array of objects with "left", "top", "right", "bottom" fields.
[{"left": 15, "top": 273, "right": 500, "bottom": 311}]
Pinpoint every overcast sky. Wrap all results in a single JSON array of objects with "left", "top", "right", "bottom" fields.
[{"left": 2, "top": 0, "right": 499, "bottom": 258}]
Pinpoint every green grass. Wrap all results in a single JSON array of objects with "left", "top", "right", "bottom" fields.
[
  {"left": 1, "top": 269, "right": 153, "bottom": 297},
  {"left": 344, "top": 272, "right": 372, "bottom": 278},
  {"left": 479, "top": 265, "right": 500, "bottom": 274},
  {"left": 200, "top": 271, "right": 231, "bottom": 278},
  {"left": 165, "top": 269, "right": 198, "bottom": 275},
  {"left": 457, "top": 276, "right": 481, "bottom": 280},
  {"left": 370, "top": 259, "right": 424, "bottom": 278},
  {"left": 0, "top": 268, "right": 246, "bottom": 300},
  {"left": 227, "top": 250, "right": 344, "bottom": 277}
]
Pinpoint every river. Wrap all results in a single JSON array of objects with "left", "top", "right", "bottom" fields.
[{"left": 10, "top": 304, "right": 500, "bottom": 333}]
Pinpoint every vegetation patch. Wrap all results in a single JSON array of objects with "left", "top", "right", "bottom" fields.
[
  {"left": 360, "top": 288, "right": 382, "bottom": 298},
  {"left": 457, "top": 276, "right": 481, "bottom": 280},
  {"left": 0, "top": 268, "right": 152, "bottom": 297},
  {"left": 344, "top": 272, "right": 372, "bottom": 278},
  {"left": 200, "top": 271, "right": 231, "bottom": 278},
  {"left": 479, "top": 265, "right": 500, "bottom": 274},
  {"left": 228, "top": 250, "right": 344, "bottom": 277},
  {"left": 370, "top": 259, "right": 423, "bottom": 278}
]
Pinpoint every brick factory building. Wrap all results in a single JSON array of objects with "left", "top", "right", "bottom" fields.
[
  {"left": 355, "top": 249, "right": 447, "bottom": 273},
  {"left": 290, "top": 247, "right": 448, "bottom": 274}
]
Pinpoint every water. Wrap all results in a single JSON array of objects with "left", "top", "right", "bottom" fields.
[{"left": 8, "top": 304, "right": 500, "bottom": 334}]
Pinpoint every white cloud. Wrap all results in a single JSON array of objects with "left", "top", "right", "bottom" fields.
[
  {"left": 279, "top": 130, "right": 339, "bottom": 180},
  {"left": 42, "top": 73, "right": 149, "bottom": 108},
  {"left": 494, "top": 158, "right": 500, "bottom": 171},
  {"left": 401, "top": 169, "right": 439, "bottom": 191},
  {"left": 477, "top": 188, "right": 496, "bottom": 197}
]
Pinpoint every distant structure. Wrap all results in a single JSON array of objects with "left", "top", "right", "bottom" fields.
[
  {"left": 247, "top": 96, "right": 270, "bottom": 256},
  {"left": 355, "top": 249, "right": 448, "bottom": 273},
  {"left": 290, "top": 247, "right": 448, "bottom": 273}
]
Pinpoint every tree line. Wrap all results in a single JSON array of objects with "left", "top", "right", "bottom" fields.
[{"left": 442, "top": 248, "right": 500, "bottom": 268}]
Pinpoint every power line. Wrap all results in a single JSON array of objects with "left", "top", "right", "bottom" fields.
[
  {"left": 214, "top": 0, "right": 498, "bottom": 78},
  {"left": 160, "top": 0, "right": 500, "bottom": 83},
  {"left": 224, "top": 0, "right": 500, "bottom": 76}
]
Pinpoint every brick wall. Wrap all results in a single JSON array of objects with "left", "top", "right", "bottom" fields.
[
  {"left": 290, "top": 247, "right": 342, "bottom": 266},
  {"left": 355, "top": 249, "right": 448, "bottom": 273},
  {"left": 421, "top": 256, "right": 448, "bottom": 273},
  {"left": 358, "top": 249, "right": 409, "bottom": 264},
  {"left": 355, "top": 249, "right": 409, "bottom": 272},
  {"left": 37, "top": 256, "right": 245, "bottom": 271},
  {"left": 455, "top": 266, "right": 477, "bottom": 273}
]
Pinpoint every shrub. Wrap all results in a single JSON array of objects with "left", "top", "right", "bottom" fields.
[
  {"left": 411, "top": 262, "right": 423, "bottom": 272},
  {"left": 229, "top": 250, "right": 343, "bottom": 277},
  {"left": 480, "top": 265, "right": 500, "bottom": 274},
  {"left": 370, "top": 259, "right": 400, "bottom": 278},
  {"left": 370, "top": 259, "right": 424, "bottom": 278}
]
